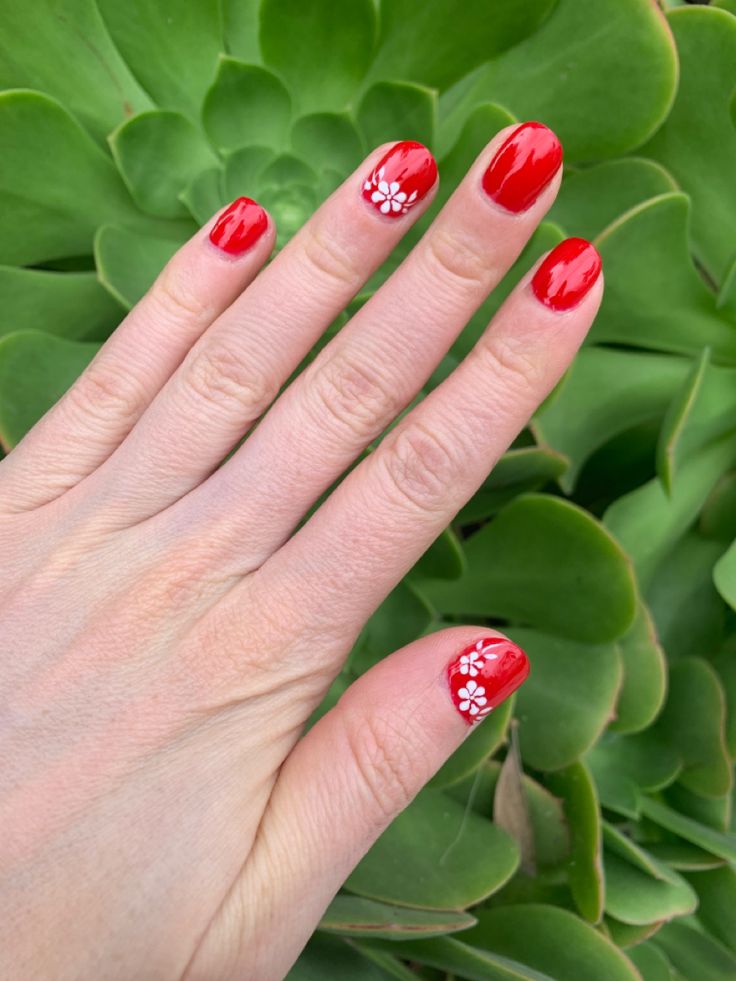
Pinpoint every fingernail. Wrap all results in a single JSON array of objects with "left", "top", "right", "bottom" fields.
[
  {"left": 448, "top": 637, "right": 530, "bottom": 726},
  {"left": 209, "top": 197, "right": 268, "bottom": 256},
  {"left": 482, "top": 121, "right": 562, "bottom": 213},
  {"left": 532, "top": 237, "right": 602, "bottom": 311},
  {"left": 361, "top": 141, "right": 437, "bottom": 218}
]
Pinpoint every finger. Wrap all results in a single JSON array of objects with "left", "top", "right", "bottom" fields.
[
  {"left": 81, "top": 141, "right": 439, "bottom": 524},
  {"left": 185, "top": 627, "right": 530, "bottom": 981},
  {"left": 255, "top": 238, "right": 603, "bottom": 637},
  {"left": 178, "top": 121, "right": 563, "bottom": 565},
  {"left": 0, "top": 198, "right": 274, "bottom": 513}
]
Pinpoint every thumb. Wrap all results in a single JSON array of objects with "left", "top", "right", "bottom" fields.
[{"left": 201, "top": 627, "right": 529, "bottom": 980}]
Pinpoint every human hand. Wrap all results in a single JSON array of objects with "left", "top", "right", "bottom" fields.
[{"left": 0, "top": 123, "right": 602, "bottom": 980}]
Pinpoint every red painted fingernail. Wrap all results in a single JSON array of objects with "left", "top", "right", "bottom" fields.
[
  {"left": 482, "top": 121, "right": 562, "bottom": 213},
  {"left": 447, "top": 637, "right": 530, "bottom": 726},
  {"left": 532, "top": 237, "right": 602, "bottom": 311},
  {"left": 361, "top": 141, "right": 437, "bottom": 218},
  {"left": 209, "top": 197, "right": 268, "bottom": 256}
]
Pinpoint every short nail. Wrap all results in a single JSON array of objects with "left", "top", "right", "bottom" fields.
[
  {"left": 482, "top": 121, "right": 562, "bottom": 213},
  {"left": 532, "top": 237, "right": 602, "bottom": 311},
  {"left": 362, "top": 141, "right": 438, "bottom": 218},
  {"left": 209, "top": 197, "right": 268, "bottom": 256},
  {"left": 448, "top": 637, "right": 530, "bottom": 726}
]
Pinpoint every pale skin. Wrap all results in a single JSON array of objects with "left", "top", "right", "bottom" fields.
[{"left": 0, "top": 125, "right": 603, "bottom": 979}]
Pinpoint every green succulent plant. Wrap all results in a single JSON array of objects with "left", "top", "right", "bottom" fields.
[{"left": 1, "top": 0, "right": 736, "bottom": 977}]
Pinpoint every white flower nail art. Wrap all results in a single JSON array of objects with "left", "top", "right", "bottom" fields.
[
  {"left": 476, "top": 638, "right": 499, "bottom": 661},
  {"left": 459, "top": 650, "right": 483, "bottom": 676},
  {"left": 363, "top": 166, "right": 419, "bottom": 215},
  {"left": 457, "top": 679, "right": 488, "bottom": 716}
]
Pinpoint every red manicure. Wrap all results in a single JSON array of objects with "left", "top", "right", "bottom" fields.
[
  {"left": 448, "top": 637, "right": 530, "bottom": 726},
  {"left": 362, "top": 141, "right": 437, "bottom": 218},
  {"left": 532, "top": 237, "right": 602, "bottom": 311},
  {"left": 209, "top": 197, "right": 268, "bottom": 256},
  {"left": 482, "top": 121, "right": 562, "bottom": 213}
]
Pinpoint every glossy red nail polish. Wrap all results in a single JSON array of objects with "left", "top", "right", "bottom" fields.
[
  {"left": 532, "top": 237, "right": 602, "bottom": 311},
  {"left": 209, "top": 197, "right": 268, "bottom": 256},
  {"left": 448, "top": 637, "right": 530, "bottom": 726},
  {"left": 362, "top": 141, "right": 437, "bottom": 218},
  {"left": 482, "top": 121, "right": 562, "bottom": 213}
]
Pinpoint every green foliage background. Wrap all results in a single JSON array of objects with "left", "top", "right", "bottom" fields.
[{"left": 1, "top": 0, "right": 735, "bottom": 977}]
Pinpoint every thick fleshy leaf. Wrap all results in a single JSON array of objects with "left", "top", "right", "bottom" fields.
[
  {"left": 0, "top": 266, "right": 122, "bottom": 342},
  {"left": 260, "top": 0, "right": 377, "bottom": 113},
  {"left": 653, "top": 657, "right": 731, "bottom": 798},
  {"left": 422, "top": 495, "right": 637, "bottom": 643},
  {"left": 657, "top": 348, "right": 736, "bottom": 493},
  {"left": 714, "top": 538, "right": 736, "bottom": 612},
  {"left": 641, "top": 6, "right": 736, "bottom": 284},
  {"left": 604, "top": 435, "right": 736, "bottom": 589},
  {"left": 511, "top": 629, "right": 622, "bottom": 772},
  {"left": 545, "top": 763, "right": 603, "bottom": 923},
  {"left": 653, "top": 921, "right": 736, "bottom": 981},
  {"left": 641, "top": 797, "right": 736, "bottom": 863},
  {"left": 429, "top": 696, "right": 513, "bottom": 790},
  {"left": 318, "top": 894, "right": 476, "bottom": 940},
  {"left": 685, "top": 866, "right": 736, "bottom": 953},
  {"left": 357, "top": 81, "right": 436, "bottom": 150},
  {"left": 410, "top": 527, "right": 465, "bottom": 581},
  {"left": 533, "top": 348, "right": 690, "bottom": 492},
  {"left": 360, "top": 935, "right": 556, "bottom": 981},
  {"left": 0, "top": 91, "right": 145, "bottom": 265},
  {"left": 627, "top": 942, "right": 674, "bottom": 981},
  {"left": 180, "top": 167, "right": 226, "bottom": 225},
  {"left": 603, "top": 821, "right": 666, "bottom": 879},
  {"left": 95, "top": 225, "right": 190, "bottom": 310},
  {"left": 603, "top": 851, "right": 697, "bottom": 926},
  {"left": 224, "top": 146, "right": 276, "bottom": 201},
  {"left": 711, "top": 652, "right": 736, "bottom": 760},
  {"left": 0, "top": 0, "right": 151, "bottom": 142},
  {"left": 290, "top": 113, "right": 364, "bottom": 175},
  {"left": 365, "top": 0, "right": 556, "bottom": 92},
  {"left": 462, "top": 905, "right": 640, "bottom": 981},
  {"left": 587, "top": 732, "right": 680, "bottom": 819},
  {"left": 438, "top": 0, "right": 677, "bottom": 161},
  {"left": 605, "top": 917, "right": 664, "bottom": 952},
  {"left": 701, "top": 472, "right": 736, "bottom": 543},
  {"left": 0, "top": 331, "right": 99, "bottom": 449},
  {"left": 591, "top": 194, "right": 736, "bottom": 361},
  {"left": 97, "top": 0, "right": 222, "bottom": 120},
  {"left": 647, "top": 841, "right": 726, "bottom": 872},
  {"left": 457, "top": 447, "right": 568, "bottom": 524},
  {"left": 110, "top": 111, "right": 218, "bottom": 219},
  {"left": 609, "top": 603, "right": 666, "bottom": 735},
  {"left": 646, "top": 533, "right": 726, "bottom": 660},
  {"left": 222, "top": 0, "right": 261, "bottom": 62},
  {"left": 344, "top": 788, "right": 519, "bottom": 909},
  {"left": 203, "top": 58, "right": 291, "bottom": 152},
  {"left": 287, "top": 934, "right": 401, "bottom": 981},
  {"left": 664, "top": 780, "right": 732, "bottom": 832},
  {"left": 548, "top": 158, "right": 677, "bottom": 242}
]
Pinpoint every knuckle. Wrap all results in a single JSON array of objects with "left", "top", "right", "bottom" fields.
[
  {"left": 474, "top": 330, "right": 542, "bottom": 403},
  {"left": 422, "top": 228, "right": 490, "bottom": 296},
  {"left": 70, "top": 362, "right": 146, "bottom": 424},
  {"left": 308, "top": 348, "right": 398, "bottom": 443},
  {"left": 301, "top": 223, "right": 362, "bottom": 290},
  {"left": 152, "top": 262, "right": 210, "bottom": 323},
  {"left": 380, "top": 421, "right": 459, "bottom": 514},
  {"left": 182, "top": 343, "right": 278, "bottom": 419},
  {"left": 342, "top": 710, "right": 419, "bottom": 826}
]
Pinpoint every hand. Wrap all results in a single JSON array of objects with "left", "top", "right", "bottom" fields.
[{"left": 0, "top": 123, "right": 602, "bottom": 980}]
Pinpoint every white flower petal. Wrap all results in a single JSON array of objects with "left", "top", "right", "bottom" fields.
[
  {"left": 408, "top": 190, "right": 418, "bottom": 202},
  {"left": 469, "top": 703, "right": 479, "bottom": 715},
  {"left": 394, "top": 191, "right": 407, "bottom": 203},
  {"left": 474, "top": 685, "right": 486, "bottom": 698},
  {"left": 389, "top": 181, "right": 400, "bottom": 195},
  {"left": 391, "top": 199, "right": 402, "bottom": 212},
  {"left": 476, "top": 695, "right": 488, "bottom": 707},
  {"left": 378, "top": 180, "right": 390, "bottom": 195},
  {"left": 458, "top": 686, "right": 470, "bottom": 700},
  {"left": 364, "top": 180, "right": 373, "bottom": 191},
  {"left": 371, "top": 190, "right": 385, "bottom": 203},
  {"left": 378, "top": 166, "right": 385, "bottom": 179},
  {"left": 380, "top": 200, "right": 391, "bottom": 214},
  {"left": 459, "top": 699, "right": 470, "bottom": 712}
]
